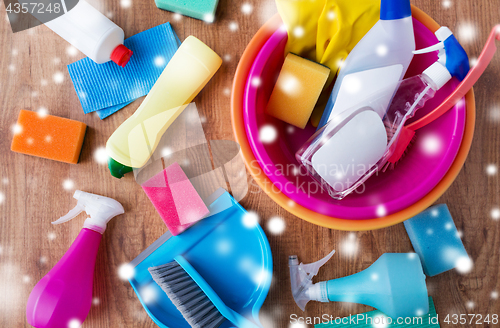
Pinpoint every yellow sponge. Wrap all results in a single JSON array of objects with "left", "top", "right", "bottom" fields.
[{"left": 266, "top": 54, "right": 330, "bottom": 129}]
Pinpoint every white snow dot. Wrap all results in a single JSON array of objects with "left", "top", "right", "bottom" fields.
[
  {"left": 290, "top": 323, "right": 306, "bottom": 328},
  {"left": 442, "top": 0, "right": 452, "bottom": 8},
  {"left": 455, "top": 256, "right": 473, "bottom": 274},
  {"left": 293, "top": 26, "right": 305, "bottom": 38},
  {"left": 45, "top": 135, "right": 52, "bottom": 143},
  {"left": 66, "top": 46, "right": 78, "bottom": 56},
  {"left": 0, "top": 245, "right": 3, "bottom": 255},
  {"left": 68, "top": 319, "right": 82, "bottom": 328},
  {"left": 118, "top": 263, "right": 135, "bottom": 280},
  {"left": 456, "top": 230, "right": 463, "bottom": 238},
  {"left": 426, "top": 228, "right": 434, "bottom": 235},
  {"left": 48, "top": 232, "right": 56, "bottom": 240},
  {"left": 431, "top": 208, "right": 439, "bottom": 217},
  {"left": 120, "top": 0, "right": 131, "bottom": 8},
  {"left": 41, "top": 79, "right": 48, "bottom": 86},
  {"left": 342, "top": 238, "right": 358, "bottom": 256},
  {"left": 26, "top": 137, "right": 34, "bottom": 145},
  {"left": 53, "top": 57, "right": 61, "bottom": 65},
  {"left": 376, "top": 45, "right": 389, "bottom": 57},
  {"left": 415, "top": 309, "right": 425, "bottom": 316},
  {"left": 92, "top": 297, "right": 100, "bottom": 305},
  {"left": 489, "top": 107, "right": 500, "bottom": 123},
  {"left": 372, "top": 315, "right": 389, "bottom": 328},
  {"left": 63, "top": 179, "right": 74, "bottom": 190},
  {"left": 491, "top": 207, "right": 500, "bottom": 220},
  {"left": 469, "top": 57, "right": 478, "bottom": 67},
  {"left": 278, "top": 74, "right": 301, "bottom": 95},
  {"left": 486, "top": 164, "right": 498, "bottom": 175},
  {"left": 445, "top": 222, "right": 453, "bottom": 230},
  {"left": 173, "top": 13, "right": 182, "bottom": 21},
  {"left": 203, "top": 13, "right": 215, "bottom": 23},
  {"left": 287, "top": 200, "right": 295, "bottom": 207},
  {"left": 371, "top": 273, "right": 379, "bottom": 281},
  {"left": 23, "top": 275, "right": 31, "bottom": 283},
  {"left": 259, "top": 125, "right": 277, "bottom": 143},
  {"left": 154, "top": 56, "right": 166, "bottom": 67},
  {"left": 491, "top": 291, "right": 499, "bottom": 300},
  {"left": 457, "top": 23, "right": 476, "bottom": 44},
  {"left": 287, "top": 126, "right": 295, "bottom": 134},
  {"left": 11, "top": 123, "right": 22, "bottom": 135},
  {"left": 241, "top": 3, "right": 253, "bottom": 15},
  {"left": 106, "top": 11, "right": 114, "bottom": 18},
  {"left": 94, "top": 147, "right": 109, "bottom": 165},
  {"left": 408, "top": 253, "right": 417, "bottom": 260},
  {"left": 2, "top": 178, "right": 8, "bottom": 185},
  {"left": 0, "top": 192, "right": 5, "bottom": 205},
  {"left": 223, "top": 54, "right": 232, "bottom": 62},
  {"left": 12, "top": 48, "right": 18, "bottom": 56},
  {"left": 466, "top": 301, "right": 475, "bottom": 309},
  {"left": 39, "top": 256, "right": 48, "bottom": 264},
  {"left": 223, "top": 88, "right": 231, "bottom": 97},
  {"left": 8, "top": 64, "right": 15, "bottom": 72},
  {"left": 37, "top": 107, "right": 48, "bottom": 118},
  {"left": 251, "top": 77, "right": 262, "bottom": 87},
  {"left": 140, "top": 284, "right": 158, "bottom": 304},
  {"left": 421, "top": 134, "right": 443, "bottom": 155},
  {"left": 243, "top": 211, "right": 259, "bottom": 228},
  {"left": 267, "top": 217, "right": 285, "bottom": 234},
  {"left": 161, "top": 147, "right": 173, "bottom": 158},
  {"left": 376, "top": 205, "right": 387, "bottom": 217},
  {"left": 32, "top": 91, "right": 38, "bottom": 98},
  {"left": 53, "top": 72, "right": 64, "bottom": 84},
  {"left": 229, "top": 21, "right": 239, "bottom": 31},
  {"left": 327, "top": 10, "right": 335, "bottom": 20}
]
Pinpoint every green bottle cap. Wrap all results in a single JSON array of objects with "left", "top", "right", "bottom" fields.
[{"left": 108, "top": 157, "right": 133, "bottom": 179}]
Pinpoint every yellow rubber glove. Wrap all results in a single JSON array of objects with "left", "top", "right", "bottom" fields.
[{"left": 276, "top": 0, "right": 380, "bottom": 127}]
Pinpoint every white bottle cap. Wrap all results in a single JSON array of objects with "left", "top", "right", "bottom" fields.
[{"left": 422, "top": 62, "right": 452, "bottom": 90}]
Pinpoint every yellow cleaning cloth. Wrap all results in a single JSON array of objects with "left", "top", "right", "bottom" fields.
[{"left": 275, "top": 0, "right": 380, "bottom": 126}]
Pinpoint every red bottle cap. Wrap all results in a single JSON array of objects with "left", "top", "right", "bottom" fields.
[{"left": 110, "top": 44, "right": 133, "bottom": 67}]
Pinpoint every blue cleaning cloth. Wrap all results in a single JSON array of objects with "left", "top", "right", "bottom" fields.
[
  {"left": 67, "top": 22, "right": 181, "bottom": 119},
  {"left": 404, "top": 204, "right": 470, "bottom": 277}
]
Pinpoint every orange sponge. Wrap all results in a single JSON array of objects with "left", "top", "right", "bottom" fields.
[
  {"left": 11, "top": 110, "right": 87, "bottom": 164},
  {"left": 266, "top": 53, "right": 330, "bottom": 129}
]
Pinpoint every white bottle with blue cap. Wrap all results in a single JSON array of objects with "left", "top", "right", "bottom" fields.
[
  {"left": 317, "top": 0, "right": 415, "bottom": 129},
  {"left": 297, "top": 26, "right": 470, "bottom": 200}
]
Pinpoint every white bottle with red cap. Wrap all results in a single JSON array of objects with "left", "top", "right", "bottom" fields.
[{"left": 44, "top": 0, "right": 133, "bottom": 66}]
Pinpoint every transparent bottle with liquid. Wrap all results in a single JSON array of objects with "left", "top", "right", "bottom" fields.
[{"left": 296, "top": 27, "right": 470, "bottom": 200}]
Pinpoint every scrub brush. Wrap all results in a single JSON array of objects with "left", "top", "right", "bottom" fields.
[
  {"left": 385, "top": 24, "right": 500, "bottom": 170},
  {"left": 149, "top": 255, "right": 260, "bottom": 328}
]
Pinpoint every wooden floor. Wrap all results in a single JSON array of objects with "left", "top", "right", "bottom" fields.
[{"left": 1, "top": 0, "right": 500, "bottom": 327}]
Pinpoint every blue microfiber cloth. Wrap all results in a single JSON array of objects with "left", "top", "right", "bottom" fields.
[{"left": 67, "top": 22, "right": 181, "bottom": 119}]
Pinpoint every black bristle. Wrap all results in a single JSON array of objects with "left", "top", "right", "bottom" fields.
[{"left": 149, "top": 261, "right": 226, "bottom": 328}]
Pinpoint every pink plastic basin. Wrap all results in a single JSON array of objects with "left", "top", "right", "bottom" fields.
[{"left": 243, "top": 18, "right": 467, "bottom": 220}]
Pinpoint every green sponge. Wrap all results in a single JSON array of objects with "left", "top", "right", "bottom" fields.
[{"left": 155, "top": 0, "right": 219, "bottom": 22}]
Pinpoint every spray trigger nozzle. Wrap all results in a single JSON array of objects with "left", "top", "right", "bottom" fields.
[
  {"left": 52, "top": 190, "right": 124, "bottom": 234},
  {"left": 52, "top": 204, "right": 85, "bottom": 225},
  {"left": 289, "top": 249, "right": 335, "bottom": 311}
]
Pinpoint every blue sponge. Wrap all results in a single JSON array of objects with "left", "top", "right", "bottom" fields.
[
  {"left": 67, "top": 22, "right": 180, "bottom": 119},
  {"left": 155, "top": 0, "right": 219, "bottom": 22},
  {"left": 404, "top": 204, "right": 470, "bottom": 277}
]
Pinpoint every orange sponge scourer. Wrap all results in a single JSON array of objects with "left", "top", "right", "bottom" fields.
[
  {"left": 11, "top": 110, "right": 87, "bottom": 164},
  {"left": 266, "top": 53, "right": 330, "bottom": 129}
]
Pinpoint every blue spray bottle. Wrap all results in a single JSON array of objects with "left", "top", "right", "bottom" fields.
[{"left": 289, "top": 251, "right": 428, "bottom": 318}]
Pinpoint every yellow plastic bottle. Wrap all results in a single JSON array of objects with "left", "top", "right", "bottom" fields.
[{"left": 106, "top": 36, "right": 222, "bottom": 178}]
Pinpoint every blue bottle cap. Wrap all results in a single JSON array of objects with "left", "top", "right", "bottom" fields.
[{"left": 380, "top": 0, "right": 412, "bottom": 20}]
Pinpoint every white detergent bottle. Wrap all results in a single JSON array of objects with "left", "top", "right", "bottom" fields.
[
  {"left": 317, "top": 0, "right": 415, "bottom": 128},
  {"left": 42, "top": 0, "right": 133, "bottom": 66}
]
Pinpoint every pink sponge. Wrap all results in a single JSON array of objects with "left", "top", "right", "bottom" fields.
[{"left": 142, "top": 162, "right": 209, "bottom": 235}]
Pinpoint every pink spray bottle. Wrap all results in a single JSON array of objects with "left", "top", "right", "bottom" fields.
[{"left": 26, "top": 191, "right": 124, "bottom": 328}]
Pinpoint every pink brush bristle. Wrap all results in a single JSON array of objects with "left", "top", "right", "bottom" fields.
[
  {"left": 382, "top": 125, "right": 416, "bottom": 172},
  {"left": 142, "top": 162, "right": 209, "bottom": 235}
]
